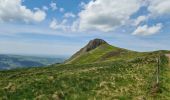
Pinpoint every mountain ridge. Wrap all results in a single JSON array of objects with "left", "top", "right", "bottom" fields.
[{"left": 66, "top": 38, "right": 135, "bottom": 64}]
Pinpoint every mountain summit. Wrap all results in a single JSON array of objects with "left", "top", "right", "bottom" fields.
[
  {"left": 65, "top": 38, "right": 131, "bottom": 64},
  {"left": 81, "top": 38, "right": 108, "bottom": 52},
  {"left": 65, "top": 39, "right": 108, "bottom": 63}
]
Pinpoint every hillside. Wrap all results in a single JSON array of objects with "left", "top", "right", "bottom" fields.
[
  {"left": 66, "top": 39, "right": 144, "bottom": 64},
  {"left": 0, "top": 39, "right": 170, "bottom": 99},
  {"left": 0, "top": 54, "right": 66, "bottom": 70}
]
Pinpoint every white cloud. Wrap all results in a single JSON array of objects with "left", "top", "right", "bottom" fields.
[
  {"left": 132, "top": 23, "right": 163, "bottom": 35},
  {"left": 0, "top": 0, "right": 46, "bottom": 23},
  {"left": 148, "top": 0, "right": 170, "bottom": 16},
  {"left": 49, "top": 19, "right": 58, "bottom": 30},
  {"left": 76, "top": 0, "right": 142, "bottom": 32},
  {"left": 50, "top": 2, "right": 57, "bottom": 11},
  {"left": 71, "top": 20, "right": 80, "bottom": 32},
  {"left": 131, "top": 0, "right": 170, "bottom": 35},
  {"left": 64, "top": 12, "right": 76, "bottom": 18},
  {"left": 134, "top": 15, "right": 148, "bottom": 26},
  {"left": 49, "top": 18, "right": 69, "bottom": 31},
  {"left": 0, "top": 23, "right": 91, "bottom": 37}
]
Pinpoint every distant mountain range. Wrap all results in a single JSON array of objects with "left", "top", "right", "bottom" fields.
[{"left": 0, "top": 54, "right": 66, "bottom": 70}]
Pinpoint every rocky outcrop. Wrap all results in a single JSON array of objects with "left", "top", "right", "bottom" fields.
[
  {"left": 82, "top": 38, "right": 107, "bottom": 52},
  {"left": 66, "top": 39, "right": 108, "bottom": 63}
]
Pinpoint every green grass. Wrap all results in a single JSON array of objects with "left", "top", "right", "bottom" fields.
[
  {"left": 65, "top": 44, "right": 160, "bottom": 65},
  {"left": 66, "top": 44, "right": 116, "bottom": 64},
  {"left": 0, "top": 53, "right": 168, "bottom": 100},
  {"left": 157, "top": 55, "right": 170, "bottom": 99},
  {"left": 0, "top": 42, "right": 170, "bottom": 99},
  {"left": 66, "top": 44, "right": 140, "bottom": 64}
]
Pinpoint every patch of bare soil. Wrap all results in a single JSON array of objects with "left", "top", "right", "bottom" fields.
[{"left": 165, "top": 54, "right": 170, "bottom": 59}]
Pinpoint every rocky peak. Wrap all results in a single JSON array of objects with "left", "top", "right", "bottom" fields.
[
  {"left": 65, "top": 39, "right": 108, "bottom": 63},
  {"left": 84, "top": 39, "right": 107, "bottom": 52}
]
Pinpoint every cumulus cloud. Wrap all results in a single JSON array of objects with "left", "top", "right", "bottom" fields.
[
  {"left": 49, "top": 19, "right": 58, "bottom": 30},
  {"left": 148, "top": 0, "right": 170, "bottom": 16},
  {"left": 46, "top": 0, "right": 167, "bottom": 36},
  {"left": 49, "top": 18, "right": 69, "bottom": 31},
  {"left": 76, "top": 0, "right": 142, "bottom": 32},
  {"left": 0, "top": 0, "right": 46, "bottom": 23},
  {"left": 133, "top": 23, "right": 163, "bottom": 35},
  {"left": 131, "top": 0, "right": 170, "bottom": 35},
  {"left": 134, "top": 15, "right": 148, "bottom": 26}
]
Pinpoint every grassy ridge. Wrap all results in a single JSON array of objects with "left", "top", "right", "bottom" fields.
[
  {"left": 67, "top": 44, "right": 116, "bottom": 64},
  {"left": 66, "top": 44, "right": 142, "bottom": 64},
  {"left": 0, "top": 53, "right": 166, "bottom": 99}
]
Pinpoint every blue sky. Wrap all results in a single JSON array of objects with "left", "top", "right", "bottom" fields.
[{"left": 0, "top": 0, "right": 170, "bottom": 56}]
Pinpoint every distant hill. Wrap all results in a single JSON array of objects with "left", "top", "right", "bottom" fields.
[{"left": 0, "top": 54, "right": 66, "bottom": 70}]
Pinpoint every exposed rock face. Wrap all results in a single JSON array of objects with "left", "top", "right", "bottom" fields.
[
  {"left": 83, "top": 38, "right": 107, "bottom": 52},
  {"left": 66, "top": 39, "right": 108, "bottom": 63}
]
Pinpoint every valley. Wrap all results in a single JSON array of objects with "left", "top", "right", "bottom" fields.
[{"left": 0, "top": 54, "right": 66, "bottom": 70}]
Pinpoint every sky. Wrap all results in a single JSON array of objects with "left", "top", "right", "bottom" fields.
[{"left": 0, "top": 0, "right": 170, "bottom": 56}]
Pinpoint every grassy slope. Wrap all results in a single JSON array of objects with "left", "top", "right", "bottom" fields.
[
  {"left": 0, "top": 43, "right": 170, "bottom": 99},
  {"left": 66, "top": 44, "right": 144, "bottom": 64},
  {"left": 159, "top": 54, "right": 170, "bottom": 99},
  {"left": 67, "top": 44, "right": 115, "bottom": 64},
  {"left": 0, "top": 53, "right": 169, "bottom": 99}
]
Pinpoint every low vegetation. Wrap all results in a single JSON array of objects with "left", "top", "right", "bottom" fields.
[
  {"left": 0, "top": 52, "right": 169, "bottom": 99},
  {"left": 0, "top": 39, "right": 170, "bottom": 99}
]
